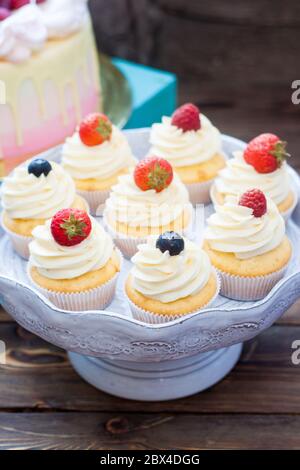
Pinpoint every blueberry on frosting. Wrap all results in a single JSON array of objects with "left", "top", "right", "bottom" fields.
[
  {"left": 28, "top": 159, "right": 52, "bottom": 178},
  {"left": 156, "top": 231, "right": 184, "bottom": 256}
]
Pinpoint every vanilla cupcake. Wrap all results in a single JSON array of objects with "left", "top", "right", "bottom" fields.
[
  {"left": 62, "top": 113, "right": 136, "bottom": 214},
  {"left": 28, "top": 209, "right": 122, "bottom": 311},
  {"left": 125, "top": 231, "right": 220, "bottom": 324},
  {"left": 1, "top": 158, "right": 88, "bottom": 259},
  {"left": 103, "top": 156, "right": 193, "bottom": 258},
  {"left": 204, "top": 189, "right": 292, "bottom": 301},
  {"left": 149, "top": 103, "right": 226, "bottom": 204},
  {"left": 212, "top": 133, "right": 297, "bottom": 220}
]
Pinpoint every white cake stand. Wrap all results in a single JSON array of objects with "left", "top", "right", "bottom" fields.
[{"left": 0, "top": 131, "right": 299, "bottom": 401}]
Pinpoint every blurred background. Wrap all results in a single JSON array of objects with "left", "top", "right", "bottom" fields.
[{"left": 90, "top": 0, "right": 300, "bottom": 160}]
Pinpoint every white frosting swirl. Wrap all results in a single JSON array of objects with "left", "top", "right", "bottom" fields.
[
  {"left": 131, "top": 237, "right": 212, "bottom": 303},
  {"left": 1, "top": 161, "right": 76, "bottom": 220},
  {"left": 40, "top": 0, "right": 89, "bottom": 39},
  {"left": 205, "top": 195, "right": 285, "bottom": 259},
  {"left": 29, "top": 217, "right": 114, "bottom": 280},
  {"left": 149, "top": 114, "right": 222, "bottom": 167},
  {"left": 0, "top": 5, "right": 47, "bottom": 63},
  {"left": 215, "top": 151, "right": 290, "bottom": 205},
  {"left": 104, "top": 172, "right": 191, "bottom": 228},
  {"left": 62, "top": 126, "right": 136, "bottom": 180}
]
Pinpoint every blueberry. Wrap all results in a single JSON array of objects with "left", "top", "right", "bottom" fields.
[
  {"left": 28, "top": 159, "right": 52, "bottom": 177},
  {"left": 156, "top": 231, "right": 184, "bottom": 256}
]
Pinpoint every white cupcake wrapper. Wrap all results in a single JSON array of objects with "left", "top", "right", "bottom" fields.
[
  {"left": 186, "top": 179, "right": 213, "bottom": 205},
  {"left": 27, "top": 249, "right": 123, "bottom": 312},
  {"left": 216, "top": 263, "right": 289, "bottom": 301},
  {"left": 1, "top": 215, "right": 32, "bottom": 259},
  {"left": 210, "top": 184, "right": 298, "bottom": 221},
  {"left": 103, "top": 205, "right": 194, "bottom": 259},
  {"left": 126, "top": 270, "right": 221, "bottom": 324},
  {"left": 77, "top": 188, "right": 110, "bottom": 216}
]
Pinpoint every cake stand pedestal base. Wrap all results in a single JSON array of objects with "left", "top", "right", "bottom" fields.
[{"left": 68, "top": 343, "right": 242, "bottom": 401}]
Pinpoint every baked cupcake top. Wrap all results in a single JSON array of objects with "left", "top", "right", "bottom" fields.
[
  {"left": 62, "top": 113, "right": 136, "bottom": 181},
  {"left": 205, "top": 189, "right": 285, "bottom": 260},
  {"left": 29, "top": 209, "right": 114, "bottom": 280},
  {"left": 1, "top": 159, "right": 76, "bottom": 220},
  {"left": 149, "top": 103, "right": 221, "bottom": 167},
  {"left": 130, "top": 232, "right": 213, "bottom": 303},
  {"left": 104, "top": 157, "right": 191, "bottom": 229},
  {"left": 214, "top": 134, "right": 291, "bottom": 205}
]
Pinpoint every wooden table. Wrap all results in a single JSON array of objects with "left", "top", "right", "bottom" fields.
[{"left": 0, "top": 296, "right": 300, "bottom": 450}]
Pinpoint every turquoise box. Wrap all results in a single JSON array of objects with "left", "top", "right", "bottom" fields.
[{"left": 112, "top": 58, "right": 177, "bottom": 129}]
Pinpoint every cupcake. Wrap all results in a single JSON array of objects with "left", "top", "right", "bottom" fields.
[
  {"left": 212, "top": 133, "right": 297, "bottom": 220},
  {"left": 103, "top": 156, "right": 193, "bottom": 258},
  {"left": 149, "top": 103, "right": 226, "bottom": 204},
  {"left": 125, "top": 231, "right": 220, "bottom": 324},
  {"left": 1, "top": 158, "right": 88, "bottom": 259},
  {"left": 28, "top": 208, "right": 122, "bottom": 311},
  {"left": 204, "top": 189, "right": 292, "bottom": 301},
  {"left": 62, "top": 113, "right": 136, "bottom": 214}
]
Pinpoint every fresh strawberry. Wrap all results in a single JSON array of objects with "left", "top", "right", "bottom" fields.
[
  {"left": 11, "top": 0, "right": 45, "bottom": 9},
  {"left": 244, "top": 133, "right": 289, "bottom": 174},
  {"left": 79, "top": 113, "right": 112, "bottom": 147},
  {"left": 239, "top": 189, "right": 267, "bottom": 218},
  {"left": 171, "top": 103, "right": 201, "bottom": 132},
  {"left": 134, "top": 156, "right": 173, "bottom": 193},
  {"left": 51, "top": 209, "right": 92, "bottom": 247}
]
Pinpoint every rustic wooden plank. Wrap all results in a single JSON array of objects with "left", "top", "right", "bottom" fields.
[
  {"left": 157, "top": 0, "right": 300, "bottom": 26},
  {"left": 0, "top": 324, "right": 300, "bottom": 413},
  {"left": 156, "top": 16, "right": 300, "bottom": 88},
  {"left": 0, "top": 412, "right": 300, "bottom": 450}
]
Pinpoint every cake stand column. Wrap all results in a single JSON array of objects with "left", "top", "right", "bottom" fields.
[{"left": 68, "top": 343, "right": 242, "bottom": 401}]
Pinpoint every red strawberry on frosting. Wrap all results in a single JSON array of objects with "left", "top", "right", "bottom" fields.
[
  {"left": 51, "top": 209, "right": 92, "bottom": 247},
  {"left": 79, "top": 113, "right": 113, "bottom": 147},
  {"left": 239, "top": 189, "right": 267, "bottom": 218},
  {"left": 134, "top": 156, "right": 173, "bottom": 193},
  {"left": 244, "top": 133, "right": 290, "bottom": 174},
  {"left": 171, "top": 103, "right": 201, "bottom": 132}
]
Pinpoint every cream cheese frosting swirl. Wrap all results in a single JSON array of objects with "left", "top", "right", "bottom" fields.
[
  {"left": 0, "top": 5, "right": 47, "bottom": 63},
  {"left": 131, "top": 237, "right": 212, "bottom": 303},
  {"left": 104, "top": 173, "right": 191, "bottom": 228},
  {"left": 40, "top": 0, "right": 89, "bottom": 39},
  {"left": 62, "top": 126, "right": 136, "bottom": 181},
  {"left": 1, "top": 161, "right": 76, "bottom": 220},
  {"left": 149, "top": 114, "right": 222, "bottom": 167},
  {"left": 29, "top": 217, "right": 114, "bottom": 280},
  {"left": 205, "top": 195, "right": 285, "bottom": 260},
  {"left": 215, "top": 151, "right": 290, "bottom": 205}
]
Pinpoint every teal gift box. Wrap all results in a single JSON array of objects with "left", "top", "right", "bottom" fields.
[{"left": 112, "top": 58, "right": 177, "bottom": 129}]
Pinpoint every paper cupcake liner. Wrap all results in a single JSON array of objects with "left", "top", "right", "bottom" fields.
[
  {"left": 27, "top": 249, "right": 123, "bottom": 312},
  {"left": 103, "top": 206, "right": 194, "bottom": 259},
  {"left": 77, "top": 188, "right": 110, "bottom": 216},
  {"left": 1, "top": 216, "right": 31, "bottom": 259},
  {"left": 216, "top": 263, "right": 289, "bottom": 301},
  {"left": 126, "top": 270, "right": 221, "bottom": 324},
  {"left": 186, "top": 179, "right": 214, "bottom": 205}
]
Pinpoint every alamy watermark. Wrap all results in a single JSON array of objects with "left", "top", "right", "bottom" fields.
[
  {"left": 0, "top": 340, "right": 6, "bottom": 365},
  {"left": 0, "top": 80, "right": 6, "bottom": 105},
  {"left": 291, "top": 80, "right": 300, "bottom": 104},
  {"left": 291, "top": 340, "right": 300, "bottom": 365}
]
